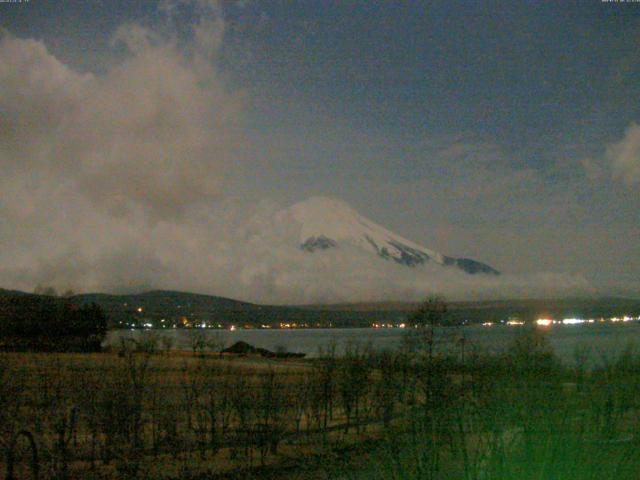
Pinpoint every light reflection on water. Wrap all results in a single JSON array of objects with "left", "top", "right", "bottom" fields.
[{"left": 106, "top": 323, "right": 640, "bottom": 365}]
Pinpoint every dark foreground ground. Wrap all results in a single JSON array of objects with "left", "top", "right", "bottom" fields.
[{"left": 3, "top": 329, "right": 640, "bottom": 479}]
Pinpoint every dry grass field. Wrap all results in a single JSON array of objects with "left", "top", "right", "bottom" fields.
[
  {"left": 3, "top": 330, "right": 640, "bottom": 479},
  {"left": 0, "top": 344, "right": 402, "bottom": 479}
]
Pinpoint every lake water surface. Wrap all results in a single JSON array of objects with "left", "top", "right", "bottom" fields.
[{"left": 106, "top": 323, "right": 640, "bottom": 366}]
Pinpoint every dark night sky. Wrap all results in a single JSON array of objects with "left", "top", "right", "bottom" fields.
[{"left": 0, "top": 1, "right": 638, "bottom": 302}]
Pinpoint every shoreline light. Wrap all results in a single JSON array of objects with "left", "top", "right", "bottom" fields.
[
  {"left": 507, "top": 320, "right": 525, "bottom": 326},
  {"left": 562, "top": 318, "right": 584, "bottom": 325}
]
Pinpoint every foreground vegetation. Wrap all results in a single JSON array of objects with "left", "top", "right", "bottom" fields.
[
  {"left": 2, "top": 328, "right": 640, "bottom": 479},
  {"left": 0, "top": 294, "right": 106, "bottom": 352}
]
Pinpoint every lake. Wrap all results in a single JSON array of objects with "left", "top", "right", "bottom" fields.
[{"left": 105, "top": 322, "right": 640, "bottom": 366}]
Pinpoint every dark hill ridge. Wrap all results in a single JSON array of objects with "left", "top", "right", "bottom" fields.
[
  {"left": 0, "top": 288, "right": 33, "bottom": 298},
  {"left": 71, "top": 289, "right": 356, "bottom": 328},
  {"left": 2, "top": 288, "right": 640, "bottom": 328},
  {"left": 75, "top": 290, "right": 254, "bottom": 312},
  {"left": 71, "top": 289, "right": 266, "bottom": 327}
]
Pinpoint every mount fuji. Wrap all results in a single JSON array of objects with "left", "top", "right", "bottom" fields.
[{"left": 280, "top": 196, "right": 499, "bottom": 276}]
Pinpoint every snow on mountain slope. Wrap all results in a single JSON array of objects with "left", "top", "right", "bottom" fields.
[{"left": 283, "top": 196, "right": 499, "bottom": 275}]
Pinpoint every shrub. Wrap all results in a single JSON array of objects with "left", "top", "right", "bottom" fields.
[{"left": 0, "top": 295, "right": 107, "bottom": 352}]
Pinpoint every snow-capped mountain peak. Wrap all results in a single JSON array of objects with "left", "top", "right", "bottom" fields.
[{"left": 283, "top": 196, "right": 499, "bottom": 275}]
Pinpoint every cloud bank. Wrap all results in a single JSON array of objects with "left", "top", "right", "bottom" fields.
[
  {"left": 0, "top": 3, "right": 626, "bottom": 303},
  {"left": 608, "top": 122, "right": 640, "bottom": 186}
]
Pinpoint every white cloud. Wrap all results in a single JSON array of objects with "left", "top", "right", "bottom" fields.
[
  {"left": 0, "top": 9, "right": 241, "bottom": 220},
  {"left": 0, "top": 3, "right": 244, "bottom": 294},
  {"left": 608, "top": 122, "right": 640, "bottom": 186},
  {"left": 0, "top": 4, "right": 616, "bottom": 303}
]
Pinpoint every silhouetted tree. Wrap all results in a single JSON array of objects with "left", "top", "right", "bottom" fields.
[
  {"left": 34, "top": 285, "right": 57, "bottom": 296},
  {"left": 409, "top": 295, "right": 448, "bottom": 328},
  {"left": 405, "top": 295, "right": 448, "bottom": 358},
  {"left": 0, "top": 295, "right": 107, "bottom": 351}
]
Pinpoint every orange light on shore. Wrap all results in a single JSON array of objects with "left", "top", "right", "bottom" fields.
[{"left": 536, "top": 318, "right": 553, "bottom": 327}]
